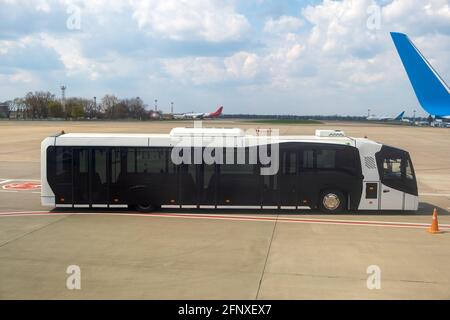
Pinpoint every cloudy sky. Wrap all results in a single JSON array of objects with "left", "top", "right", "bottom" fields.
[{"left": 0, "top": 0, "right": 449, "bottom": 116}]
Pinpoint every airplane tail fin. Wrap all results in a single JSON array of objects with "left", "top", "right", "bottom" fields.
[
  {"left": 390, "top": 32, "right": 450, "bottom": 116},
  {"left": 210, "top": 106, "right": 223, "bottom": 117},
  {"left": 394, "top": 111, "right": 405, "bottom": 121}
]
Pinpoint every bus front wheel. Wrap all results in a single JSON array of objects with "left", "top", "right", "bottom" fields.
[{"left": 319, "top": 190, "right": 346, "bottom": 213}]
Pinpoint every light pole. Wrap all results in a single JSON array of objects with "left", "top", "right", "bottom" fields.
[
  {"left": 368, "top": 108, "right": 371, "bottom": 118},
  {"left": 413, "top": 110, "right": 416, "bottom": 124},
  {"left": 171, "top": 102, "right": 174, "bottom": 114},
  {"left": 93, "top": 96, "right": 97, "bottom": 118},
  {"left": 154, "top": 99, "right": 158, "bottom": 112},
  {"left": 60, "top": 85, "right": 66, "bottom": 113}
]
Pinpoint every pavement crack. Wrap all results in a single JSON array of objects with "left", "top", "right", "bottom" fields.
[
  {"left": 255, "top": 212, "right": 279, "bottom": 299},
  {"left": 264, "top": 271, "right": 445, "bottom": 285},
  {"left": 0, "top": 214, "right": 71, "bottom": 249}
]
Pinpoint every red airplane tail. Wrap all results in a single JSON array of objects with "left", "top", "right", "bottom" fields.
[{"left": 209, "top": 106, "right": 223, "bottom": 118}]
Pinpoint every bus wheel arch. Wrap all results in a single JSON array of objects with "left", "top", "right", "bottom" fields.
[
  {"left": 318, "top": 189, "right": 346, "bottom": 213},
  {"left": 136, "top": 203, "right": 156, "bottom": 213}
]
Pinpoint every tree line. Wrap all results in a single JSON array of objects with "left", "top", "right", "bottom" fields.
[{"left": 2, "top": 91, "right": 149, "bottom": 120}]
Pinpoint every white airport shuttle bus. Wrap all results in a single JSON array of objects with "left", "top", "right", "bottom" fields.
[{"left": 41, "top": 128, "right": 418, "bottom": 213}]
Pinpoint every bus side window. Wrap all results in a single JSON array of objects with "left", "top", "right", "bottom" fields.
[
  {"left": 93, "top": 149, "right": 107, "bottom": 185},
  {"left": 111, "top": 149, "right": 121, "bottom": 183},
  {"left": 55, "top": 147, "right": 72, "bottom": 181},
  {"left": 136, "top": 149, "right": 150, "bottom": 173},
  {"left": 127, "top": 148, "right": 136, "bottom": 173},
  {"left": 336, "top": 148, "right": 356, "bottom": 174},
  {"left": 166, "top": 148, "right": 177, "bottom": 174},
  {"left": 405, "top": 159, "right": 414, "bottom": 180},
  {"left": 148, "top": 148, "right": 166, "bottom": 173},
  {"left": 76, "top": 149, "right": 89, "bottom": 173},
  {"left": 302, "top": 150, "right": 314, "bottom": 169},
  {"left": 281, "top": 151, "right": 297, "bottom": 175},
  {"left": 382, "top": 158, "right": 402, "bottom": 179},
  {"left": 317, "top": 149, "right": 336, "bottom": 169},
  {"left": 135, "top": 148, "right": 169, "bottom": 174},
  {"left": 203, "top": 163, "right": 215, "bottom": 190}
]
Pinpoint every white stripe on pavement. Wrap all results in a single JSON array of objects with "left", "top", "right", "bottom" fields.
[
  {"left": 0, "top": 210, "right": 448, "bottom": 230},
  {"left": 0, "top": 178, "right": 40, "bottom": 182},
  {"left": 420, "top": 193, "right": 450, "bottom": 197}
]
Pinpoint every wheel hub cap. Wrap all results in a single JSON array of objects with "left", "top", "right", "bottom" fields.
[{"left": 323, "top": 193, "right": 340, "bottom": 210}]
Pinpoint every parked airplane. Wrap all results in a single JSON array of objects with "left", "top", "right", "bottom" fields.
[
  {"left": 367, "top": 111, "right": 405, "bottom": 121},
  {"left": 391, "top": 32, "right": 450, "bottom": 119},
  {"left": 172, "top": 106, "right": 223, "bottom": 119}
]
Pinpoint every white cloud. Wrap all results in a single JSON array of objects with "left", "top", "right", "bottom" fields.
[
  {"left": 383, "top": 0, "right": 450, "bottom": 34},
  {"left": 224, "top": 52, "right": 260, "bottom": 79},
  {"left": 0, "top": 32, "right": 140, "bottom": 81},
  {"left": 39, "top": 33, "right": 100, "bottom": 80},
  {"left": 264, "top": 15, "right": 304, "bottom": 34},
  {"left": 158, "top": 0, "right": 449, "bottom": 115},
  {"left": 0, "top": 71, "right": 35, "bottom": 84},
  {"left": 129, "top": 0, "right": 250, "bottom": 42},
  {"left": 9, "top": 70, "right": 35, "bottom": 83},
  {"left": 302, "top": 0, "right": 382, "bottom": 54},
  {"left": 162, "top": 51, "right": 261, "bottom": 84},
  {"left": 161, "top": 57, "right": 226, "bottom": 85},
  {"left": 1, "top": 0, "right": 449, "bottom": 115}
]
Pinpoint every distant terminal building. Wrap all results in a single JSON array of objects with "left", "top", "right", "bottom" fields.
[{"left": 0, "top": 102, "right": 9, "bottom": 118}]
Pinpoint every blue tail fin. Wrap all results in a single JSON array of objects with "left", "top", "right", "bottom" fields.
[
  {"left": 394, "top": 111, "right": 405, "bottom": 121},
  {"left": 390, "top": 32, "right": 450, "bottom": 116}
]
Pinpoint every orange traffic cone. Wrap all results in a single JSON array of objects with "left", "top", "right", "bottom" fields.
[{"left": 427, "top": 208, "right": 442, "bottom": 234}]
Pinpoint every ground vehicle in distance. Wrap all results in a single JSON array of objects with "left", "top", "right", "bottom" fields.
[{"left": 41, "top": 128, "right": 418, "bottom": 213}]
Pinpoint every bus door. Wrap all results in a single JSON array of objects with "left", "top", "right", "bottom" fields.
[
  {"left": 278, "top": 148, "right": 299, "bottom": 207},
  {"left": 91, "top": 148, "right": 109, "bottom": 206},
  {"left": 376, "top": 148, "right": 412, "bottom": 210},
  {"left": 376, "top": 146, "right": 419, "bottom": 210},
  {"left": 298, "top": 148, "right": 316, "bottom": 208},
  {"left": 73, "top": 148, "right": 90, "bottom": 205},
  {"left": 72, "top": 148, "right": 109, "bottom": 206},
  {"left": 261, "top": 145, "right": 278, "bottom": 207},
  {"left": 198, "top": 162, "right": 217, "bottom": 207},
  {"left": 179, "top": 148, "right": 197, "bottom": 205},
  {"left": 217, "top": 147, "right": 260, "bottom": 206},
  {"left": 261, "top": 174, "right": 278, "bottom": 207},
  {"left": 51, "top": 147, "right": 73, "bottom": 205},
  {"left": 379, "top": 157, "right": 404, "bottom": 210}
]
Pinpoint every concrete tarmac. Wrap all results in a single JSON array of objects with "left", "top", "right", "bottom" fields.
[{"left": 0, "top": 120, "right": 449, "bottom": 299}]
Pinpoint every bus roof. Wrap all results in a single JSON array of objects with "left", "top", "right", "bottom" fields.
[
  {"left": 56, "top": 128, "right": 353, "bottom": 141},
  {"left": 47, "top": 129, "right": 377, "bottom": 148}
]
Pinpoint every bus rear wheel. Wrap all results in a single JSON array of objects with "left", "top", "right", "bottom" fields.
[
  {"left": 319, "top": 190, "right": 346, "bottom": 213},
  {"left": 136, "top": 204, "right": 155, "bottom": 213}
]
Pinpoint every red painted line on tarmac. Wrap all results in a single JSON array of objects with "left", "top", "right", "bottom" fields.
[
  {"left": 0, "top": 210, "right": 56, "bottom": 215},
  {"left": 0, "top": 210, "right": 449, "bottom": 230},
  {"left": 2, "top": 182, "right": 41, "bottom": 191}
]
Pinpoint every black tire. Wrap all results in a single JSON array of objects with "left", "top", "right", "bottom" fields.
[
  {"left": 136, "top": 203, "right": 155, "bottom": 213},
  {"left": 319, "top": 190, "right": 346, "bottom": 213}
]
